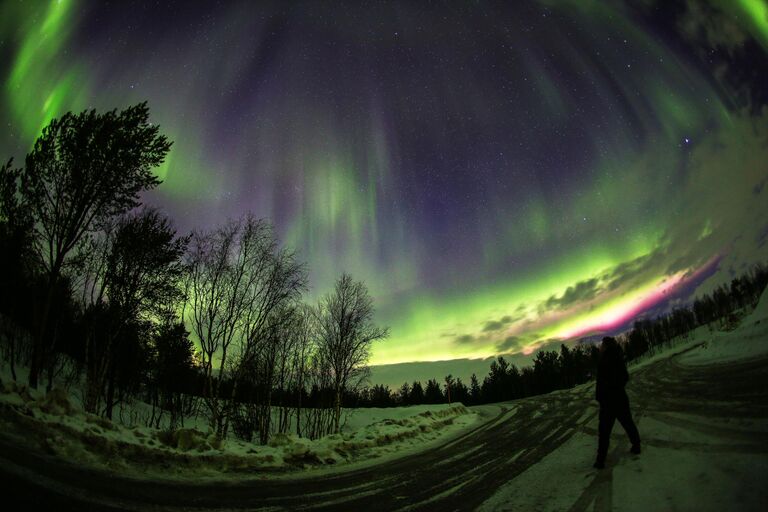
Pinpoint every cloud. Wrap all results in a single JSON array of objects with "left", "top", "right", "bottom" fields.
[
  {"left": 454, "top": 334, "right": 475, "bottom": 345},
  {"left": 543, "top": 277, "right": 601, "bottom": 310},
  {"left": 482, "top": 321, "right": 505, "bottom": 332},
  {"left": 495, "top": 336, "right": 523, "bottom": 352},
  {"left": 481, "top": 314, "right": 520, "bottom": 332},
  {"left": 602, "top": 248, "right": 667, "bottom": 291},
  {"left": 673, "top": 115, "right": 768, "bottom": 289},
  {"left": 677, "top": 0, "right": 768, "bottom": 112},
  {"left": 495, "top": 332, "right": 541, "bottom": 353},
  {"left": 753, "top": 179, "right": 766, "bottom": 196},
  {"left": 679, "top": 0, "right": 751, "bottom": 49}
]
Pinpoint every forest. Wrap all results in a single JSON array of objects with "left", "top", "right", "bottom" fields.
[{"left": 0, "top": 104, "right": 388, "bottom": 443}]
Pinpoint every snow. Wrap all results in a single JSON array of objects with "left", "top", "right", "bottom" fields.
[
  {"left": 679, "top": 287, "right": 768, "bottom": 365},
  {"left": 479, "top": 420, "right": 768, "bottom": 512},
  {"left": 477, "top": 426, "right": 601, "bottom": 512},
  {"left": 477, "top": 294, "right": 768, "bottom": 511},
  {"left": 0, "top": 366, "right": 479, "bottom": 479},
  {"left": 1, "top": 289, "right": 767, "bottom": 507}
]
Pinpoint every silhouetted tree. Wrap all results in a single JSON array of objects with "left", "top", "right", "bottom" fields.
[
  {"left": 444, "top": 374, "right": 455, "bottom": 404},
  {"left": 186, "top": 215, "right": 306, "bottom": 438},
  {"left": 316, "top": 273, "right": 389, "bottom": 433},
  {"left": 81, "top": 208, "right": 187, "bottom": 416},
  {"left": 469, "top": 374, "right": 481, "bottom": 405},
  {"left": 19, "top": 103, "right": 171, "bottom": 388},
  {"left": 0, "top": 159, "right": 36, "bottom": 380},
  {"left": 369, "top": 384, "right": 394, "bottom": 407},
  {"left": 533, "top": 350, "right": 559, "bottom": 394},
  {"left": 482, "top": 356, "right": 511, "bottom": 403},
  {"left": 398, "top": 381, "right": 411, "bottom": 405},
  {"left": 452, "top": 377, "right": 469, "bottom": 405},
  {"left": 148, "top": 321, "right": 196, "bottom": 429},
  {"left": 559, "top": 344, "right": 574, "bottom": 388},
  {"left": 424, "top": 378, "right": 442, "bottom": 404},
  {"left": 410, "top": 381, "right": 425, "bottom": 404}
]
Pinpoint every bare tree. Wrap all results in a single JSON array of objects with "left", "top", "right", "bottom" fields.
[
  {"left": 185, "top": 214, "right": 306, "bottom": 437},
  {"left": 186, "top": 221, "right": 234, "bottom": 431},
  {"left": 289, "top": 304, "right": 315, "bottom": 438},
  {"left": 444, "top": 374, "right": 454, "bottom": 404},
  {"left": 186, "top": 219, "right": 252, "bottom": 434},
  {"left": 302, "top": 345, "right": 336, "bottom": 440},
  {"left": 316, "top": 274, "right": 389, "bottom": 433}
]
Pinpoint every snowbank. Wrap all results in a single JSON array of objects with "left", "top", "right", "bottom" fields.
[{"left": 0, "top": 377, "right": 478, "bottom": 479}]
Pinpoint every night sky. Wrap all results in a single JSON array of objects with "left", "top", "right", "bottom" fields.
[{"left": 2, "top": 0, "right": 767, "bottom": 367}]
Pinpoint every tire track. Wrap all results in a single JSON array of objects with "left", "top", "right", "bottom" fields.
[{"left": 1, "top": 346, "right": 767, "bottom": 510}]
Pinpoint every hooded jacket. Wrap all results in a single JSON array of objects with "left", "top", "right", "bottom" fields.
[{"left": 595, "top": 344, "right": 629, "bottom": 404}]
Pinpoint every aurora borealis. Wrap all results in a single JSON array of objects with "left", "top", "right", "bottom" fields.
[{"left": 2, "top": 1, "right": 767, "bottom": 371}]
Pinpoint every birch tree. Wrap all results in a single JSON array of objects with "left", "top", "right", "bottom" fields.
[{"left": 316, "top": 274, "right": 389, "bottom": 433}]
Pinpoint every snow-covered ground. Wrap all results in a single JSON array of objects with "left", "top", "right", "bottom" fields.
[
  {"left": 678, "top": 290, "right": 768, "bottom": 365},
  {"left": 2, "top": 290, "right": 767, "bottom": 510},
  {"left": 0, "top": 368, "right": 480, "bottom": 480},
  {"left": 479, "top": 289, "right": 768, "bottom": 511}
]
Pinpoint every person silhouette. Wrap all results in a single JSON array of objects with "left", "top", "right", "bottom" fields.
[{"left": 593, "top": 336, "right": 641, "bottom": 469}]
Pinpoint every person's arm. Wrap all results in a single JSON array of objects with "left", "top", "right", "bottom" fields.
[{"left": 595, "top": 363, "right": 605, "bottom": 402}]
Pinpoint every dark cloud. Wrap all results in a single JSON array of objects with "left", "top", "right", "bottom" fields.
[
  {"left": 481, "top": 314, "right": 519, "bottom": 332},
  {"left": 666, "top": 253, "right": 710, "bottom": 276},
  {"left": 455, "top": 334, "right": 475, "bottom": 345},
  {"left": 482, "top": 321, "right": 505, "bottom": 332},
  {"left": 680, "top": 0, "right": 751, "bottom": 48},
  {"left": 676, "top": 0, "right": 768, "bottom": 112},
  {"left": 603, "top": 248, "right": 667, "bottom": 291},
  {"left": 543, "top": 277, "right": 601, "bottom": 310},
  {"left": 753, "top": 179, "right": 766, "bottom": 196},
  {"left": 495, "top": 336, "right": 523, "bottom": 353},
  {"left": 495, "top": 332, "right": 541, "bottom": 353}
]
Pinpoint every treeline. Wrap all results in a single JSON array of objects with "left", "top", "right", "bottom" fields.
[
  {"left": 343, "top": 344, "right": 601, "bottom": 408},
  {"left": 623, "top": 263, "right": 767, "bottom": 360},
  {"left": 0, "top": 103, "right": 388, "bottom": 444},
  {"left": 352, "top": 263, "right": 768, "bottom": 408}
]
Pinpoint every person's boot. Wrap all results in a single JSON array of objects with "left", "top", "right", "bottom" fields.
[{"left": 630, "top": 443, "right": 641, "bottom": 455}]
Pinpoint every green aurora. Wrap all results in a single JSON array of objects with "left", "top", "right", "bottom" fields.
[{"left": 2, "top": 0, "right": 767, "bottom": 368}]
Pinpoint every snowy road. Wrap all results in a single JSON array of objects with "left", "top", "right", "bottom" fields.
[{"left": 2, "top": 344, "right": 767, "bottom": 511}]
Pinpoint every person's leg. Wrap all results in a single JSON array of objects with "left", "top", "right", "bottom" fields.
[
  {"left": 596, "top": 406, "right": 616, "bottom": 467},
  {"left": 616, "top": 400, "right": 641, "bottom": 451}
]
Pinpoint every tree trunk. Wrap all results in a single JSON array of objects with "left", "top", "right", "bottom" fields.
[
  {"left": 30, "top": 262, "right": 63, "bottom": 389},
  {"left": 105, "top": 363, "right": 116, "bottom": 420},
  {"left": 46, "top": 356, "right": 55, "bottom": 393},
  {"left": 8, "top": 328, "right": 17, "bottom": 381},
  {"left": 296, "top": 385, "right": 302, "bottom": 437},
  {"left": 334, "top": 387, "right": 341, "bottom": 433}
]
